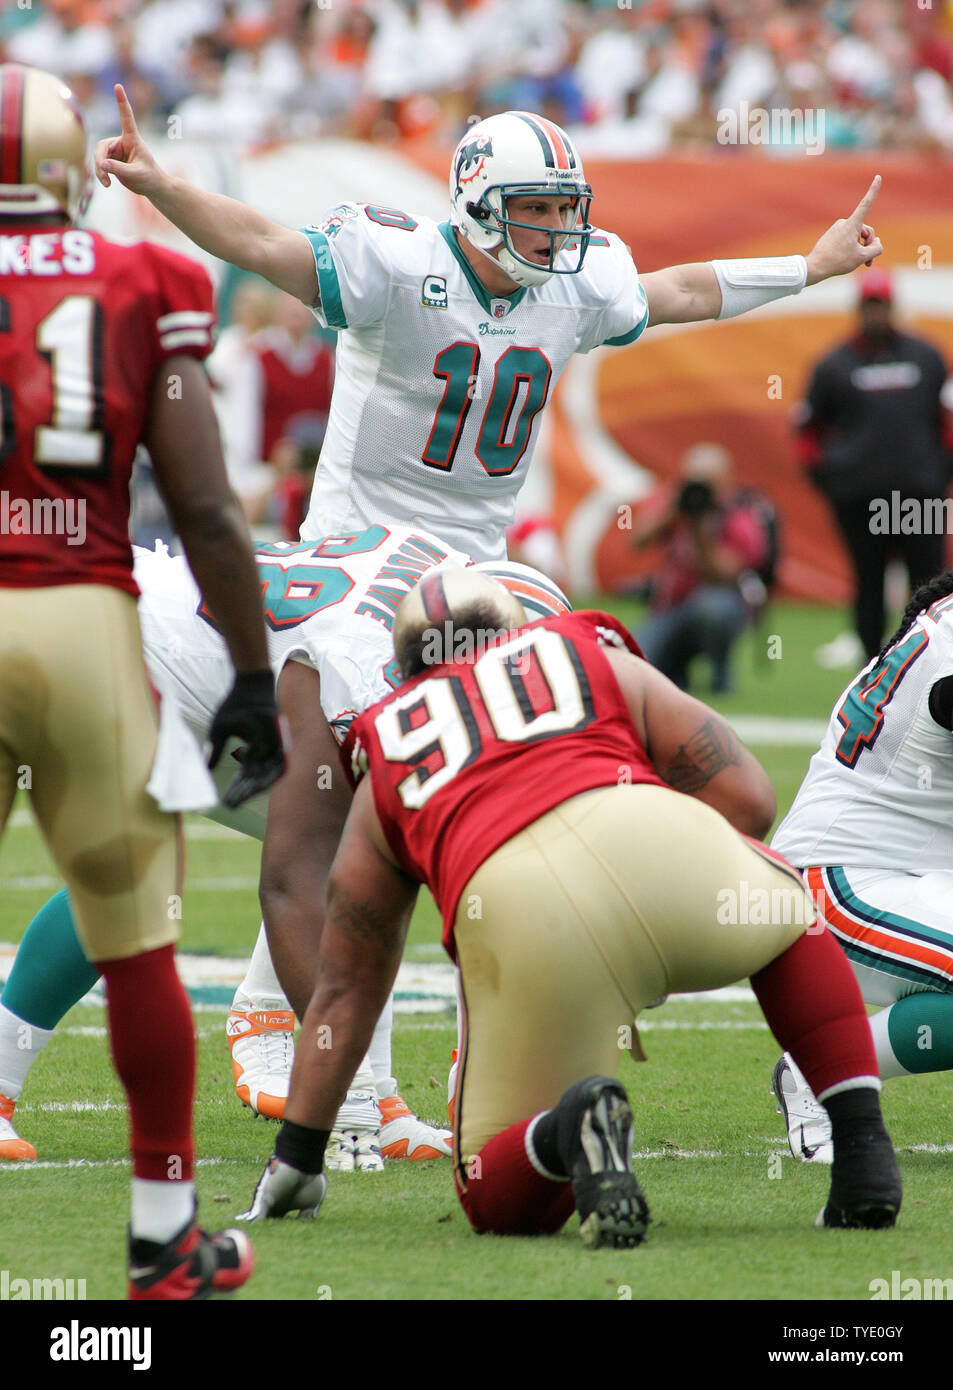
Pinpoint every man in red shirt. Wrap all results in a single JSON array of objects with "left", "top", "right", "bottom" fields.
[
  {"left": 239, "top": 571, "right": 901, "bottom": 1247},
  {"left": 634, "top": 443, "right": 771, "bottom": 693},
  {"left": 0, "top": 64, "right": 284, "bottom": 1297}
]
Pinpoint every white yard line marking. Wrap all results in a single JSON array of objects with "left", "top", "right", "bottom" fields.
[{"left": 0, "top": 1157, "right": 231, "bottom": 1172}]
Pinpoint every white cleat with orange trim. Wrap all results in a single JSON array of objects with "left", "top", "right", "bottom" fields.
[
  {"left": 0, "top": 1093, "right": 36, "bottom": 1161},
  {"left": 227, "top": 996, "right": 295, "bottom": 1120},
  {"left": 377, "top": 1078, "right": 452, "bottom": 1160}
]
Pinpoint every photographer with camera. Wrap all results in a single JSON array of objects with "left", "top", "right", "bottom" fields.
[{"left": 633, "top": 443, "right": 773, "bottom": 693}]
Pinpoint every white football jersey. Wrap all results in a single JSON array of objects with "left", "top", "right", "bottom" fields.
[
  {"left": 299, "top": 204, "right": 649, "bottom": 560},
  {"left": 773, "top": 595, "right": 953, "bottom": 873},
  {"left": 134, "top": 523, "right": 472, "bottom": 754}
]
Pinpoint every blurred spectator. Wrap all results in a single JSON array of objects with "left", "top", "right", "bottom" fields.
[
  {"left": 633, "top": 443, "right": 773, "bottom": 693},
  {"left": 795, "top": 269, "right": 953, "bottom": 662},
  {"left": 507, "top": 516, "right": 569, "bottom": 593},
  {"left": 6, "top": 0, "right": 115, "bottom": 78},
  {"left": 207, "top": 278, "right": 277, "bottom": 503},
  {"left": 4, "top": 0, "right": 951, "bottom": 152},
  {"left": 221, "top": 292, "right": 335, "bottom": 534}
]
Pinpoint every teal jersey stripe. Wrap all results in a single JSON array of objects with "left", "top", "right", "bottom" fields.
[
  {"left": 827, "top": 865, "right": 953, "bottom": 957},
  {"left": 300, "top": 227, "right": 347, "bottom": 329},
  {"left": 438, "top": 221, "right": 527, "bottom": 316},
  {"left": 828, "top": 929, "right": 953, "bottom": 994},
  {"left": 604, "top": 297, "right": 649, "bottom": 348}
]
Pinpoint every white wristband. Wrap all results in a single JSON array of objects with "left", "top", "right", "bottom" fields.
[{"left": 711, "top": 256, "right": 808, "bottom": 320}]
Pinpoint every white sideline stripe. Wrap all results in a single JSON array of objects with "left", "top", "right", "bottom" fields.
[
  {"left": 0, "top": 875, "right": 258, "bottom": 891},
  {"left": 0, "top": 1157, "right": 230, "bottom": 1172},
  {"left": 727, "top": 716, "right": 828, "bottom": 747},
  {"left": 0, "top": 944, "right": 755, "bottom": 1012},
  {"left": 5, "top": 809, "right": 245, "bottom": 840},
  {"left": 3, "top": 1145, "right": 948, "bottom": 1173},
  {"left": 58, "top": 1025, "right": 224, "bottom": 1039}
]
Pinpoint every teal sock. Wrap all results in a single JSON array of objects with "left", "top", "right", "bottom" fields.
[
  {"left": 2, "top": 888, "right": 100, "bottom": 1030},
  {"left": 873, "top": 993, "right": 953, "bottom": 1077}
]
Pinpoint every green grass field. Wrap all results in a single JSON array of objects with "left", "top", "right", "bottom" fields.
[{"left": 1, "top": 598, "right": 950, "bottom": 1308}]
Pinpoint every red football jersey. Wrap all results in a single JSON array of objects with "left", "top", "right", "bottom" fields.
[
  {"left": 0, "top": 225, "right": 215, "bottom": 595},
  {"left": 350, "top": 611, "right": 663, "bottom": 957},
  {"left": 254, "top": 329, "right": 334, "bottom": 462}
]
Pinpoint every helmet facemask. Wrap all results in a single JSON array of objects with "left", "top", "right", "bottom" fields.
[{"left": 465, "top": 183, "right": 593, "bottom": 288}]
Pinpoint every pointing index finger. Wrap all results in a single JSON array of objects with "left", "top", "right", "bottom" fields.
[
  {"left": 851, "top": 174, "right": 881, "bottom": 223},
  {"left": 114, "top": 83, "right": 138, "bottom": 137}
]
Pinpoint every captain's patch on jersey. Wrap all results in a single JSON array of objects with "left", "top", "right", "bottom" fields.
[{"left": 422, "top": 275, "right": 448, "bottom": 309}]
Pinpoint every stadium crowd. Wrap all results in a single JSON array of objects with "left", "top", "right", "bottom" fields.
[{"left": 2, "top": 0, "right": 952, "bottom": 154}]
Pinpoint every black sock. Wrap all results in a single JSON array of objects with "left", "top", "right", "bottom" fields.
[
  {"left": 529, "top": 1110, "right": 568, "bottom": 1179},
  {"left": 275, "top": 1120, "right": 331, "bottom": 1175},
  {"left": 824, "top": 1086, "right": 885, "bottom": 1147}
]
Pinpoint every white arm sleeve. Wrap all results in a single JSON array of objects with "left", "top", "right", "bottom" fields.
[{"left": 711, "top": 256, "right": 808, "bottom": 319}]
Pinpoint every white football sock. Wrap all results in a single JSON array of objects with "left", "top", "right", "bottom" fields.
[
  {"left": 351, "top": 1051, "right": 376, "bottom": 1093},
  {"left": 130, "top": 1178, "right": 196, "bottom": 1244},
  {"left": 868, "top": 1007, "right": 913, "bottom": 1079},
  {"left": 0, "top": 1002, "right": 54, "bottom": 1100},
  {"left": 368, "top": 994, "right": 393, "bottom": 1083},
  {"left": 234, "top": 922, "right": 289, "bottom": 1008}
]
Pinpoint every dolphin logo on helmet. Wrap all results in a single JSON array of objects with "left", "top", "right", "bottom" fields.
[{"left": 454, "top": 134, "right": 493, "bottom": 197}]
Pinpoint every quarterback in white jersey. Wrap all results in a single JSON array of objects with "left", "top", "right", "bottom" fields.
[
  {"left": 96, "top": 90, "right": 888, "bottom": 562},
  {"left": 296, "top": 199, "right": 646, "bottom": 558},
  {"left": 770, "top": 574, "right": 953, "bottom": 1163}
]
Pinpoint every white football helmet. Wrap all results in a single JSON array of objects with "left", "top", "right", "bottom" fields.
[
  {"left": 474, "top": 560, "right": 572, "bottom": 620},
  {"left": 0, "top": 64, "right": 91, "bottom": 221},
  {"left": 449, "top": 111, "right": 593, "bottom": 288}
]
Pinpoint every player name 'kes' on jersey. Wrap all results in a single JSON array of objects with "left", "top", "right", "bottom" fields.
[
  {"left": 299, "top": 204, "right": 649, "bottom": 562},
  {"left": 0, "top": 227, "right": 214, "bottom": 594}
]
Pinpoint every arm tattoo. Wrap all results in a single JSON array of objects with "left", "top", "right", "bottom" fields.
[{"left": 661, "top": 718, "right": 743, "bottom": 793}]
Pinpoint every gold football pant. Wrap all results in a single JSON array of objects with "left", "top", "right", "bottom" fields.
[
  {"left": 452, "top": 783, "right": 811, "bottom": 1179},
  {"left": 0, "top": 585, "right": 181, "bottom": 962}
]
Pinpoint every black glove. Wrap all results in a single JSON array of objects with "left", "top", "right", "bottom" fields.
[{"left": 208, "top": 670, "right": 285, "bottom": 809}]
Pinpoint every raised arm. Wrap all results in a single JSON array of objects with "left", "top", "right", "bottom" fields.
[
  {"left": 641, "top": 176, "right": 883, "bottom": 329},
  {"left": 96, "top": 85, "right": 319, "bottom": 306}
]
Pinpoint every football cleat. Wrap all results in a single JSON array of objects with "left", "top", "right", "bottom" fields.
[
  {"left": 0, "top": 1093, "right": 36, "bottom": 1162},
  {"left": 129, "top": 1218, "right": 254, "bottom": 1299},
  {"left": 376, "top": 1079, "right": 452, "bottom": 1160},
  {"left": 325, "top": 1129, "right": 384, "bottom": 1173},
  {"left": 552, "top": 1075, "right": 650, "bottom": 1249},
  {"left": 772, "top": 1053, "right": 834, "bottom": 1164},
  {"left": 237, "top": 1156, "right": 328, "bottom": 1222},
  {"left": 816, "top": 1128, "right": 902, "bottom": 1231},
  {"left": 227, "top": 997, "right": 295, "bottom": 1120}
]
